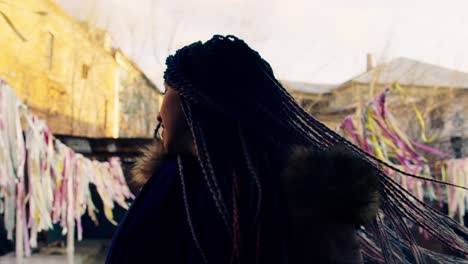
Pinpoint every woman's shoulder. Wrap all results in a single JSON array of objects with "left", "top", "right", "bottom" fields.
[
  {"left": 280, "top": 144, "right": 376, "bottom": 264},
  {"left": 281, "top": 144, "right": 380, "bottom": 225}
]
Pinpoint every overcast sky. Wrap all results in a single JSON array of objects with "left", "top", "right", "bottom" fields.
[{"left": 56, "top": 0, "right": 468, "bottom": 89}]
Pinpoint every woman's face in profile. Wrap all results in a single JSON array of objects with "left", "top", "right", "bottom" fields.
[{"left": 157, "top": 83, "right": 194, "bottom": 155}]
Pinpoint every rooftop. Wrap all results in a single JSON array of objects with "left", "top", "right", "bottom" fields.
[
  {"left": 350, "top": 57, "right": 468, "bottom": 88},
  {"left": 281, "top": 81, "right": 338, "bottom": 94}
]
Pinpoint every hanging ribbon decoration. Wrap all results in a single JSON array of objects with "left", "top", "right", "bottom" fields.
[
  {"left": 440, "top": 158, "right": 468, "bottom": 223},
  {"left": 0, "top": 79, "right": 134, "bottom": 256},
  {"left": 339, "top": 82, "right": 467, "bottom": 223},
  {"left": 392, "top": 82, "right": 436, "bottom": 143}
]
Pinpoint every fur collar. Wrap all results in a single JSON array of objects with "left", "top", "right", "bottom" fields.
[
  {"left": 281, "top": 144, "right": 380, "bottom": 225},
  {"left": 129, "top": 142, "right": 380, "bottom": 225},
  {"left": 129, "top": 140, "right": 169, "bottom": 193}
]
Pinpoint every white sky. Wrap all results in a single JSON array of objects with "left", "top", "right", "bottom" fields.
[{"left": 56, "top": 0, "right": 468, "bottom": 89}]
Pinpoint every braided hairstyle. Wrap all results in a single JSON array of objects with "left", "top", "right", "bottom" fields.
[{"left": 164, "top": 35, "right": 467, "bottom": 264}]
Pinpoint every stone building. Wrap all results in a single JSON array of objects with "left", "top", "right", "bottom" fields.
[
  {"left": 0, "top": 0, "right": 161, "bottom": 138},
  {"left": 285, "top": 57, "right": 468, "bottom": 157}
]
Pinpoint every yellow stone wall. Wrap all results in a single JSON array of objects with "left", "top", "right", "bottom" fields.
[
  {"left": 0, "top": 0, "right": 122, "bottom": 137},
  {"left": 114, "top": 50, "right": 160, "bottom": 138}
]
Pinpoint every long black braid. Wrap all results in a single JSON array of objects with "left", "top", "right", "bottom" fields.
[
  {"left": 164, "top": 35, "right": 468, "bottom": 263},
  {"left": 180, "top": 99, "right": 233, "bottom": 234}
]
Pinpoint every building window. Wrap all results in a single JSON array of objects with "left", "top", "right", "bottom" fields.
[
  {"left": 450, "top": 136, "right": 463, "bottom": 158},
  {"left": 429, "top": 108, "right": 444, "bottom": 130},
  {"left": 81, "top": 64, "right": 89, "bottom": 79}
]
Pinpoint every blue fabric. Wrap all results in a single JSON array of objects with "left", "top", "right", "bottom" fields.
[{"left": 106, "top": 157, "right": 231, "bottom": 264}]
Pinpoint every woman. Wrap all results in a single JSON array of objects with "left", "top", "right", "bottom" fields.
[{"left": 106, "top": 35, "right": 467, "bottom": 264}]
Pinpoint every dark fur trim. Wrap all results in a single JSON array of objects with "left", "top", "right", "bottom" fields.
[
  {"left": 129, "top": 140, "right": 168, "bottom": 193},
  {"left": 281, "top": 144, "right": 380, "bottom": 226},
  {"left": 129, "top": 140, "right": 379, "bottom": 225}
]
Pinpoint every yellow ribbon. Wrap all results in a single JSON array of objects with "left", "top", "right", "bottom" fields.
[
  {"left": 392, "top": 82, "right": 436, "bottom": 143},
  {"left": 365, "top": 110, "right": 386, "bottom": 160}
]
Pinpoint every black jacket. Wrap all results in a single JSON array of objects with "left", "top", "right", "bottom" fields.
[{"left": 106, "top": 142, "right": 379, "bottom": 263}]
